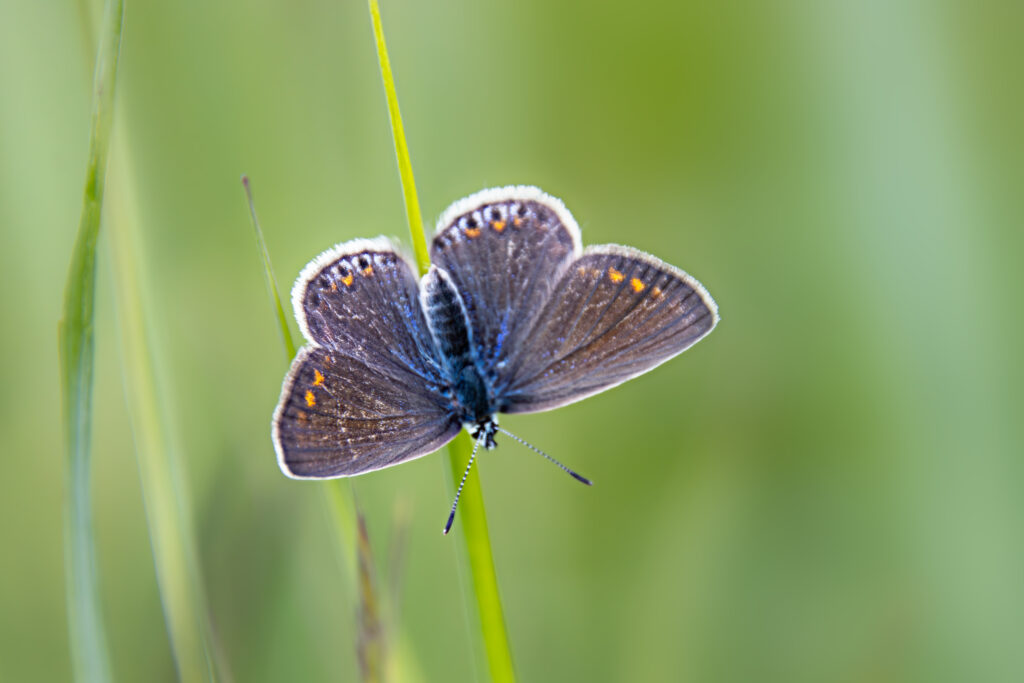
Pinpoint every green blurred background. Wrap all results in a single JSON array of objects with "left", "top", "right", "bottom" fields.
[{"left": 2, "top": 0, "right": 1022, "bottom": 680}]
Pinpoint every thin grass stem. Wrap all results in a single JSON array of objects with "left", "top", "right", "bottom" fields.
[
  {"left": 242, "top": 177, "right": 296, "bottom": 359},
  {"left": 107, "top": 122, "right": 225, "bottom": 683},
  {"left": 243, "top": 176, "right": 393, "bottom": 681},
  {"left": 367, "top": 0, "right": 430, "bottom": 276},
  {"left": 366, "top": 2, "right": 517, "bottom": 680},
  {"left": 58, "top": 0, "right": 124, "bottom": 680}
]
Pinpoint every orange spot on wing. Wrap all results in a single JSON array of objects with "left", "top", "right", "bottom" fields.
[
  {"left": 491, "top": 220, "right": 506, "bottom": 232},
  {"left": 304, "top": 390, "right": 316, "bottom": 407},
  {"left": 313, "top": 369, "right": 324, "bottom": 386},
  {"left": 330, "top": 281, "right": 338, "bottom": 291},
  {"left": 651, "top": 286, "right": 663, "bottom": 298},
  {"left": 630, "top": 277, "right": 645, "bottom": 292},
  {"left": 341, "top": 273, "right": 354, "bottom": 287},
  {"left": 608, "top": 268, "right": 625, "bottom": 283},
  {"left": 513, "top": 217, "right": 523, "bottom": 227},
  {"left": 362, "top": 265, "right": 373, "bottom": 276},
  {"left": 465, "top": 227, "right": 481, "bottom": 238}
]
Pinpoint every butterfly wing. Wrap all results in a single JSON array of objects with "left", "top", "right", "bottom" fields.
[
  {"left": 274, "top": 347, "right": 460, "bottom": 478},
  {"left": 430, "top": 186, "right": 581, "bottom": 389},
  {"left": 498, "top": 245, "right": 718, "bottom": 414},
  {"left": 273, "top": 238, "right": 460, "bottom": 478}
]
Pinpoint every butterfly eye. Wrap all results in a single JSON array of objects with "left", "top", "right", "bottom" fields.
[
  {"left": 465, "top": 214, "right": 479, "bottom": 229},
  {"left": 357, "top": 255, "right": 370, "bottom": 270},
  {"left": 515, "top": 203, "right": 527, "bottom": 218}
]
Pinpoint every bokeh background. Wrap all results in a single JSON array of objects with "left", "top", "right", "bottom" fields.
[{"left": 2, "top": 0, "right": 1022, "bottom": 681}]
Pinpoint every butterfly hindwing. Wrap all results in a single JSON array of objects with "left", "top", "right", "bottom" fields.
[
  {"left": 274, "top": 347, "right": 461, "bottom": 478},
  {"left": 499, "top": 245, "right": 718, "bottom": 414},
  {"left": 430, "top": 187, "right": 581, "bottom": 390}
]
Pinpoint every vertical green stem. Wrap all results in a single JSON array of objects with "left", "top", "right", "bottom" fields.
[
  {"left": 242, "top": 176, "right": 297, "bottom": 359},
  {"left": 58, "top": 0, "right": 124, "bottom": 680},
  {"left": 445, "top": 435, "right": 517, "bottom": 682},
  {"left": 106, "top": 131, "right": 222, "bottom": 682},
  {"left": 243, "top": 177, "right": 387, "bottom": 682},
  {"left": 366, "top": 2, "right": 517, "bottom": 680},
  {"left": 367, "top": 0, "right": 430, "bottom": 276}
]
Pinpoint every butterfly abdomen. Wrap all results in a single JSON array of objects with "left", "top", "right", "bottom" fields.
[{"left": 421, "top": 266, "right": 493, "bottom": 423}]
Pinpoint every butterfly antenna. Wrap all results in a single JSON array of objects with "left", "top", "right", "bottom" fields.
[
  {"left": 497, "top": 428, "right": 593, "bottom": 486},
  {"left": 443, "top": 433, "right": 484, "bottom": 535}
]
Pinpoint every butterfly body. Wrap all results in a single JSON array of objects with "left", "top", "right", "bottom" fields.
[
  {"left": 421, "top": 265, "right": 499, "bottom": 446},
  {"left": 273, "top": 187, "right": 718, "bottom": 479}
]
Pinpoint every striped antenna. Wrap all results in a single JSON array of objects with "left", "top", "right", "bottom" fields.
[
  {"left": 497, "top": 428, "right": 593, "bottom": 486},
  {"left": 444, "top": 433, "right": 484, "bottom": 535}
]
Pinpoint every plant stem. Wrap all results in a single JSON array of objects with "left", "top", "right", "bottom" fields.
[
  {"left": 445, "top": 433, "right": 517, "bottom": 682},
  {"left": 58, "top": 0, "right": 123, "bottom": 679},
  {"left": 243, "top": 176, "right": 387, "bottom": 681},
  {"left": 106, "top": 129, "right": 223, "bottom": 682},
  {"left": 367, "top": 0, "right": 430, "bottom": 276},
  {"left": 366, "top": 2, "right": 517, "bottom": 680},
  {"left": 242, "top": 176, "right": 297, "bottom": 359}
]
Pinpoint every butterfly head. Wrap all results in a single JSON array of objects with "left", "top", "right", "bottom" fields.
[{"left": 469, "top": 417, "right": 499, "bottom": 450}]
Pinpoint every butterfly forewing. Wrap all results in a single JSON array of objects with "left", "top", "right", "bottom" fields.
[
  {"left": 430, "top": 187, "right": 580, "bottom": 387},
  {"left": 499, "top": 245, "right": 718, "bottom": 414},
  {"left": 294, "top": 238, "right": 444, "bottom": 388},
  {"left": 274, "top": 239, "right": 459, "bottom": 478}
]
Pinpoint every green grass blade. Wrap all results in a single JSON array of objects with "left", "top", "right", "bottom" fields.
[
  {"left": 367, "top": 2, "right": 517, "bottom": 680},
  {"left": 242, "top": 177, "right": 395, "bottom": 680},
  {"left": 241, "top": 173, "right": 359, "bottom": 584},
  {"left": 445, "top": 433, "right": 517, "bottom": 682},
  {"left": 367, "top": 0, "right": 429, "bottom": 276},
  {"left": 242, "top": 176, "right": 296, "bottom": 359},
  {"left": 106, "top": 127, "right": 224, "bottom": 683},
  {"left": 322, "top": 481, "right": 358, "bottom": 580},
  {"left": 355, "top": 512, "right": 384, "bottom": 683},
  {"left": 58, "top": 0, "right": 124, "bottom": 680}
]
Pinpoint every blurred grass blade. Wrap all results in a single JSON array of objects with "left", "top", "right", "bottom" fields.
[
  {"left": 241, "top": 174, "right": 359, "bottom": 578},
  {"left": 387, "top": 499, "right": 412, "bottom": 614},
  {"left": 356, "top": 512, "right": 384, "bottom": 683},
  {"left": 242, "top": 176, "right": 296, "bottom": 359},
  {"left": 58, "top": 0, "right": 124, "bottom": 680},
  {"left": 239, "top": 173, "right": 359, "bottom": 579},
  {"left": 322, "top": 481, "right": 358, "bottom": 581},
  {"left": 106, "top": 124, "right": 226, "bottom": 683},
  {"left": 367, "top": 2, "right": 517, "bottom": 680},
  {"left": 241, "top": 176, "right": 392, "bottom": 678}
]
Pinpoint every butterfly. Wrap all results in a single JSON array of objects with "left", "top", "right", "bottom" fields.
[{"left": 272, "top": 186, "right": 718, "bottom": 532}]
